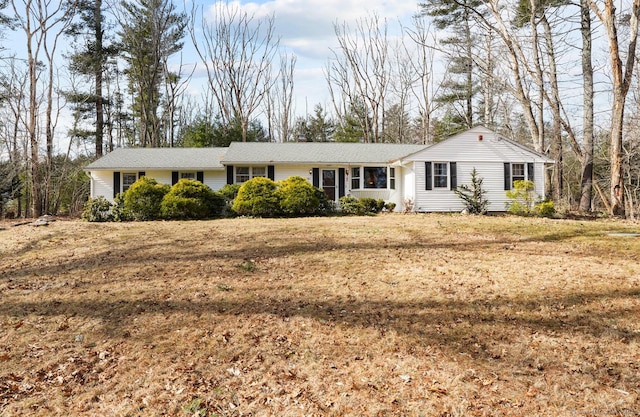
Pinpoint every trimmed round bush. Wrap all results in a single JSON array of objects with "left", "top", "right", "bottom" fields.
[
  {"left": 232, "top": 176, "right": 280, "bottom": 217},
  {"left": 124, "top": 177, "right": 170, "bottom": 220},
  {"left": 277, "top": 176, "right": 320, "bottom": 215},
  {"left": 161, "top": 179, "right": 225, "bottom": 219}
]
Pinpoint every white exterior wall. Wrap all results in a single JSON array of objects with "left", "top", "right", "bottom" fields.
[
  {"left": 272, "top": 164, "right": 315, "bottom": 184},
  {"left": 90, "top": 171, "right": 115, "bottom": 202},
  {"left": 406, "top": 127, "right": 552, "bottom": 212},
  {"left": 89, "top": 169, "right": 226, "bottom": 202},
  {"left": 412, "top": 161, "right": 549, "bottom": 212},
  {"left": 270, "top": 164, "right": 403, "bottom": 211}
]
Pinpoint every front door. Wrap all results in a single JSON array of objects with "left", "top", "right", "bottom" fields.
[{"left": 322, "top": 169, "right": 336, "bottom": 201}]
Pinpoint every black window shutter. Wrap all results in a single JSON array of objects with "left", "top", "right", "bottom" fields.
[
  {"left": 197, "top": 171, "right": 204, "bottom": 183},
  {"left": 312, "top": 168, "right": 320, "bottom": 188},
  {"left": 527, "top": 163, "right": 534, "bottom": 182},
  {"left": 113, "top": 172, "right": 121, "bottom": 198},
  {"left": 226, "top": 166, "right": 234, "bottom": 184},
  {"left": 138, "top": 171, "right": 145, "bottom": 178},
  {"left": 425, "top": 162, "right": 432, "bottom": 190},
  {"left": 450, "top": 162, "right": 457, "bottom": 190},
  {"left": 267, "top": 165, "right": 275, "bottom": 180},
  {"left": 172, "top": 171, "right": 179, "bottom": 185},
  {"left": 338, "top": 168, "right": 345, "bottom": 197},
  {"left": 504, "top": 163, "right": 511, "bottom": 190}
]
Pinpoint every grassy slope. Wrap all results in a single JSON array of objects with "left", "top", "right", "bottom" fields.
[{"left": 0, "top": 215, "right": 639, "bottom": 416}]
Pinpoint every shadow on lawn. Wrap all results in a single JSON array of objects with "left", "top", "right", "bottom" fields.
[
  {"left": 3, "top": 285, "right": 639, "bottom": 355},
  {"left": 1, "top": 226, "right": 620, "bottom": 283},
  {"left": 2, "top": 219, "right": 639, "bottom": 369}
]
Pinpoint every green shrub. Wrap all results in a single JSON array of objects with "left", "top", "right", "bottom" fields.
[
  {"left": 506, "top": 180, "right": 536, "bottom": 216},
  {"left": 454, "top": 168, "right": 489, "bottom": 214},
  {"left": 218, "top": 183, "right": 241, "bottom": 203},
  {"left": 315, "top": 187, "right": 335, "bottom": 215},
  {"left": 359, "top": 197, "right": 385, "bottom": 214},
  {"left": 339, "top": 196, "right": 365, "bottom": 215},
  {"left": 161, "top": 179, "right": 225, "bottom": 219},
  {"left": 277, "top": 176, "right": 320, "bottom": 215},
  {"left": 384, "top": 202, "right": 397, "bottom": 212},
  {"left": 81, "top": 196, "right": 113, "bottom": 222},
  {"left": 111, "top": 193, "right": 131, "bottom": 222},
  {"left": 534, "top": 200, "right": 556, "bottom": 218},
  {"left": 232, "top": 176, "right": 280, "bottom": 217},
  {"left": 124, "top": 177, "right": 170, "bottom": 220}
]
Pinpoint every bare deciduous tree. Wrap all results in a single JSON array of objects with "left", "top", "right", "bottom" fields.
[
  {"left": 189, "top": 3, "right": 279, "bottom": 142},
  {"left": 11, "top": 0, "right": 76, "bottom": 216},
  {"left": 587, "top": 0, "right": 640, "bottom": 216},
  {"left": 329, "top": 14, "right": 391, "bottom": 143}
]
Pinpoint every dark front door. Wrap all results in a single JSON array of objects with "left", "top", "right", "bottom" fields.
[{"left": 322, "top": 169, "right": 336, "bottom": 201}]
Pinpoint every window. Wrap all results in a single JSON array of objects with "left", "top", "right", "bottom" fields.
[
  {"left": 512, "top": 163, "right": 525, "bottom": 186},
  {"left": 363, "top": 167, "right": 387, "bottom": 189},
  {"left": 235, "top": 166, "right": 267, "bottom": 184},
  {"left": 180, "top": 172, "right": 195, "bottom": 180},
  {"left": 236, "top": 167, "right": 250, "bottom": 183},
  {"left": 433, "top": 163, "right": 448, "bottom": 188},
  {"left": 389, "top": 167, "right": 396, "bottom": 190},
  {"left": 351, "top": 167, "right": 360, "bottom": 189},
  {"left": 122, "top": 173, "right": 137, "bottom": 192},
  {"left": 252, "top": 167, "right": 266, "bottom": 178}
]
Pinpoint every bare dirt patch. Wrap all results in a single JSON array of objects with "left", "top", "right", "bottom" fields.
[{"left": 1, "top": 215, "right": 639, "bottom": 416}]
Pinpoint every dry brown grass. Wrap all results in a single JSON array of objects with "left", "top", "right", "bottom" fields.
[{"left": 1, "top": 214, "right": 639, "bottom": 416}]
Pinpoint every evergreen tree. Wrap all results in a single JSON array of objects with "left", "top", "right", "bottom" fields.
[
  {"left": 119, "top": 0, "right": 186, "bottom": 147},
  {"left": 65, "top": 0, "right": 119, "bottom": 157},
  {"left": 421, "top": 0, "right": 482, "bottom": 131},
  {"left": 179, "top": 116, "right": 266, "bottom": 147}
]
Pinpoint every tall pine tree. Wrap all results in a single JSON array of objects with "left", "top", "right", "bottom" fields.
[
  {"left": 66, "top": 0, "right": 119, "bottom": 157},
  {"left": 421, "top": 0, "right": 482, "bottom": 136},
  {"left": 119, "top": 0, "right": 186, "bottom": 147}
]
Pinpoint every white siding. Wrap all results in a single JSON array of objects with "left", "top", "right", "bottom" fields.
[
  {"left": 89, "top": 169, "right": 226, "bottom": 202},
  {"left": 405, "top": 126, "right": 553, "bottom": 212},
  {"left": 272, "top": 164, "right": 315, "bottom": 184},
  {"left": 90, "top": 171, "right": 115, "bottom": 202},
  {"left": 413, "top": 161, "right": 549, "bottom": 212}
]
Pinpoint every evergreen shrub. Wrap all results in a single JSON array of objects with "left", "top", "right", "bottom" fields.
[
  {"left": 339, "top": 196, "right": 365, "bottom": 215},
  {"left": 161, "top": 179, "right": 225, "bottom": 219},
  {"left": 277, "top": 176, "right": 320, "bottom": 215},
  {"left": 232, "top": 177, "right": 280, "bottom": 217},
  {"left": 124, "top": 177, "right": 170, "bottom": 220},
  {"left": 81, "top": 196, "right": 113, "bottom": 222}
]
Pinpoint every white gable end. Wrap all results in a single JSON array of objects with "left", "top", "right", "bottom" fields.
[{"left": 404, "top": 127, "right": 552, "bottom": 164}]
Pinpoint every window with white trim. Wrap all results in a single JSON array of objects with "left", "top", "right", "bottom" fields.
[
  {"left": 512, "top": 163, "right": 525, "bottom": 186},
  {"left": 235, "top": 166, "right": 267, "bottom": 184},
  {"left": 252, "top": 166, "right": 266, "bottom": 178},
  {"left": 389, "top": 168, "right": 396, "bottom": 190},
  {"left": 351, "top": 167, "right": 360, "bottom": 189},
  {"left": 363, "top": 167, "right": 388, "bottom": 189},
  {"left": 180, "top": 172, "right": 196, "bottom": 180},
  {"left": 122, "top": 173, "right": 137, "bottom": 192},
  {"left": 433, "top": 163, "right": 448, "bottom": 188}
]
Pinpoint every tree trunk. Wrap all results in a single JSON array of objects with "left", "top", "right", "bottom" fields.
[
  {"left": 579, "top": 0, "right": 594, "bottom": 212},
  {"left": 95, "top": 0, "right": 104, "bottom": 157},
  {"left": 593, "top": 0, "right": 640, "bottom": 216}
]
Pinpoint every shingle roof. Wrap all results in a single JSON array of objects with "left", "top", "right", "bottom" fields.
[
  {"left": 223, "top": 142, "right": 428, "bottom": 165},
  {"left": 84, "top": 148, "right": 228, "bottom": 170}
]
